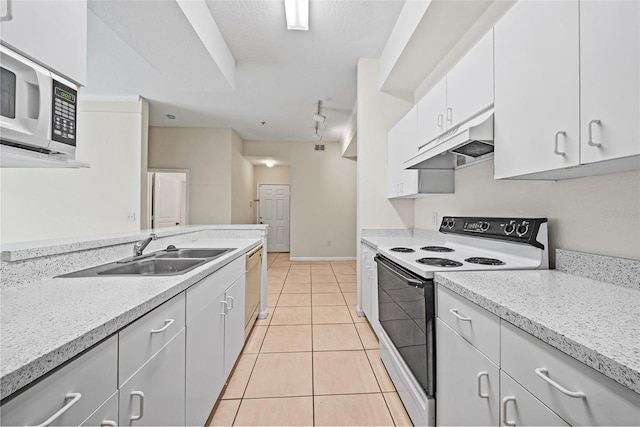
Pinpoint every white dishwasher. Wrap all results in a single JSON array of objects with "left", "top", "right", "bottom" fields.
[{"left": 244, "top": 245, "right": 262, "bottom": 338}]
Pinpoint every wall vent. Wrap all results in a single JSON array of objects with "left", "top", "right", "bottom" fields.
[{"left": 314, "top": 144, "right": 325, "bottom": 151}]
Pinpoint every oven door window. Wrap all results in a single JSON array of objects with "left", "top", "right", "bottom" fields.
[
  {"left": 1, "top": 67, "right": 16, "bottom": 119},
  {"left": 377, "top": 256, "right": 434, "bottom": 397}
]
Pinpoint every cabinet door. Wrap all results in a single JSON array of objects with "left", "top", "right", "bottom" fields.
[
  {"left": 388, "top": 106, "right": 419, "bottom": 198},
  {"left": 224, "top": 276, "right": 246, "bottom": 377},
  {"left": 185, "top": 298, "right": 226, "bottom": 426},
  {"left": 360, "top": 245, "right": 372, "bottom": 319},
  {"left": 387, "top": 121, "right": 402, "bottom": 198},
  {"left": 500, "top": 371, "right": 569, "bottom": 427},
  {"left": 0, "top": 0, "right": 87, "bottom": 84},
  {"left": 417, "top": 78, "right": 447, "bottom": 149},
  {"left": 580, "top": 0, "right": 640, "bottom": 164},
  {"left": 446, "top": 29, "right": 494, "bottom": 127},
  {"left": 436, "top": 319, "right": 500, "bottom": 426},
  {"left": 119, "top": 330, "right": 186, "bottom": 427},
  {"left": 79, "top": 391, "right": 119, "bottom": 427},
  {"left": 494, "top": 0, "right": 580, "bottom": 179}
]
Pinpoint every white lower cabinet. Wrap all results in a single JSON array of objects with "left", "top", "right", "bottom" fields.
[
  {"left": 185, "top": 271, "right": 246, "bottom": 426},
  {"left": 0, "top": 336, "right": 118, "bottom": 427},
  {"left": 500, "top": 371, "right": 569, "bottom": 426},
  {"left": 360, "top": 243, "right": 379, "bottom": 333},
  {"left": 436, "top": 319, "right": 499, "bottom": 426},
  {"left": 119, "top": 330, "right": 186, "bottom": 426},
  {"left": 435, "top": 284, "right": 640, "bottom": 427}
]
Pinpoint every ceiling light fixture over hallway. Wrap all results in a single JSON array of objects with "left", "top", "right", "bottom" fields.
[{"left": 284, "top": 0, "right": 309, "bottom": 31}]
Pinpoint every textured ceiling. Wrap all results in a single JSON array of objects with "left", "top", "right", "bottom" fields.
[{"left": 83, "top": 0, "right": 404, "bottom": 142}]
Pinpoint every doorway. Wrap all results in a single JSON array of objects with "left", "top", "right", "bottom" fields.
[
  {"left": 258, "top": 184, "right": 290, "bottom": 252},
  {"left": 148, "top": 170, "right": 189, "bottom": 230}
]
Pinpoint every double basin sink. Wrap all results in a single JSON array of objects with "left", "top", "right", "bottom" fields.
[{"left": 60, "top": 247, "right": 236, "bottom": 277}]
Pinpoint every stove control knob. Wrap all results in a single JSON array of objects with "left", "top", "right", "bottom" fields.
[
  {"left": 481, "top": 222, "right": 490, "bottom": 231},
  {"left": 448, "top": 219, "right": 455, "bottom": 229},
  {"left": 504, "top": 223, "right": 515, "bottom": 235},
  {"left": 516, "top": 223, "right": 529, "bottom": 237}
]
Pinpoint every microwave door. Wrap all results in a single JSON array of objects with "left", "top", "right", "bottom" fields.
[{"left": 0, "top": 45, "right": 53, "bottom": 152}]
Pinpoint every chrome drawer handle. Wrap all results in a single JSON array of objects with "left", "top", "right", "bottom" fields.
[
  {"left": 501, "top": 396, "right": 517, "bottom": 426},
  {"left": 554, "top": 130, "right": 566, "bottom": 156},
  {"left": 150, "top": 318, "right": 174, "bottom": 334},
  {"left": 32, "top": 392, "right": 82, "bottom": 426},
  {"left": 449, "top": 308, "right": 471, "bottom": 321},
  {"left": 227, "top": 295, "right": 235, "bottom": 310},
  {"left": 130, "top": 391, "right": 145, "bottom": 421},
  {"left": 101, "top": 421, "right": 118, "bottom": 427},
  {"left": 587, "top": 119, "right": 601, "bottom": 147},
  {"left": 221, "top": 300, "right": 229, "bottom": 316},
  {"left": 535, "top": 368, "right": 586, "bottom": 398},
  {"left": 437, "top": 114, "right": 444, "bottom": 128},
  {"left": 446, "top": 107, "right": 453, "bottom": 122},
  {"left": 477, "top": 371, "right": 489, "bottom": 398}
]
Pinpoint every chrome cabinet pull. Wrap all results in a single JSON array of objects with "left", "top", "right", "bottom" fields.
[
  {"left": 150, "top": 318, "right": 174, "bottom": 334},
  {"left": 446, "top": 107, "right": 453, "bottom": 122},
  {"left": 130, "top": 391, "right": 145, "bottom": 421},
  {"left": 221, "top": 300, "right": 229, "bottom": 316},
  {"left": 449, "top": 308, "right": 472, "bottom": 322},
  {"left": 554, "top": 130, "right": 566, "bottom": 156},
  {"left": 587, "top": 119, "right": 601, "bottom": 147},
  {"left": 437, "top": 114, "right": 444, "bottom": 128},
  {"left": 535, "top": 368, "right": 586, "bottom": 398},
  {"left": 501, "top": 396, "right": 517, "bottom": 426},
  {"left": 227, "top": 295, "right": 235, "bottom": 310},
  {"left": 477, "top": 371, "right": 489, "bottom": 398},
  {"left": 101, "top": 421, "right": 118, "bottom": 427},
  {"left": 1, "top": 0, "right": 12, "bottom": 22},
  {"left": 32, "top": 392, "right": 82, "bottom": 426}
]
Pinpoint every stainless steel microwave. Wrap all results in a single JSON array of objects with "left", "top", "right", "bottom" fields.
[{"left": 0, "top": 45, "right": 78, "bottom": 156}]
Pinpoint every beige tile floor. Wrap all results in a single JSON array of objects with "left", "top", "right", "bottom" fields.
[{"left": 208, "top": 252, "right": 413, "bottom": 426}]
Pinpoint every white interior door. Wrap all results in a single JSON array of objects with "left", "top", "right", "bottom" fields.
[
  {"left": 153, "top": 174, "right": 182, "bottom": 228},
  {"left": 259, "top": 184, "right": 290, "bottom": 252}
]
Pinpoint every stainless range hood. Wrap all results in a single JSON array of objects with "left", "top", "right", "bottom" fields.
[{"left": 404, "top": 109, "right": 494, "bottom": 169}]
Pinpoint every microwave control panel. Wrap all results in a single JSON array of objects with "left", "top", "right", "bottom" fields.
[{"left": 51, "top": 80, "right": 77, "bottom": 147}]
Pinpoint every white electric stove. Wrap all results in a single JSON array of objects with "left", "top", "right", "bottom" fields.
[{"left": 374, "top": 216, "right": 548, "bottom": 426}]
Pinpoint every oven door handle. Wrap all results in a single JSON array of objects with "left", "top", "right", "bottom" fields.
[{"left": 375, "top": 255, "right": 424, "bottom": 288}]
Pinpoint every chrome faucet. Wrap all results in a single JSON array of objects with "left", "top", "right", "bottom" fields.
[{"left": 133, "top": 233, "right": 157, "bottom": 257}]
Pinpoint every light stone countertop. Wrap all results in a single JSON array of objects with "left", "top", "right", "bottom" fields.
[
  {"left": 435, "top": 270, "right": 640, "bottom": 394},
  {"left": 0, "top": 238, "right": 261, "bottom": 400}
]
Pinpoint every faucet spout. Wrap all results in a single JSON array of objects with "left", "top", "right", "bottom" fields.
[{"left": 133, "top": 233, "right": 157, "bottom": 257}]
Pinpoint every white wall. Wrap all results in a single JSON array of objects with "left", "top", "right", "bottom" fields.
[
  {"left": 231, "top": 130, "right": 255, "bottom": 224},
  {"left": 414, "top": 162, "right": 640, "bottom": 262},
  {"left": 357, "top": 58, "right": 415, "bottom": 231},
  {"left": 244, "top": 140, "right": 357, "bottom": 258},
  {"left": 148, "top": 127, "right": 232, "bottom": 224},
  {"left": 254, "top": 165, "right": 291, "bottom": 185},
  {"left": 0, "top": 99, "right": 147, "bottom": 244}
]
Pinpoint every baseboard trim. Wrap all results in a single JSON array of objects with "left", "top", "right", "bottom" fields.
[{"left": 288, "top": 257, "right": 357, "bottom": 261}]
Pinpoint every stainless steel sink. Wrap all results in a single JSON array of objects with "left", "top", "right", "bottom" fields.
[
  {"left": 58, "top": 247, "right": 236, "bottom": 277},
  {"left": 153, "top": 248, "right": 233, "bottom": 259},
  {"left": 99, "top": 258, "right": 206, "bottom": 275}
]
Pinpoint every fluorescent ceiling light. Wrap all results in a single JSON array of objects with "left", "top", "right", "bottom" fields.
[
  {"left": 284, "top": 0, "right": 309, "bottom": 31},
  {"left": 265, "top": 161, "right": 275, "bottom": 168}
]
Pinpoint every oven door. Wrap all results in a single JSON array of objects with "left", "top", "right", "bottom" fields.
[{"left": 375, "top": 254, "right": 435, "bottom": 397}]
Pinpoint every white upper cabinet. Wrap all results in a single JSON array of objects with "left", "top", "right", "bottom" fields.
[
  {"left": 417, "top": 78, "right": 446, "bottom": 149},
  {"left": 494, "top": 0, "right": 581, "bottom": 179},
  {"left": 445, "top": 29, "right": 494, "bottom": 128},
  {"left": 580, "top": 0, "right": 640, "bottom": 164},
  {"left": 388, "top": 105, "right": 419, "bottom": 198},
  {"left": 494, "top": 0, "right": 640, "bottom": 179},
  {"left": 0, "top": 0, "right": 87, "bottom": 85}
]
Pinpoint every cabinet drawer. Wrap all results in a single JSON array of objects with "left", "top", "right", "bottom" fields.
[
  {"left": 436, "top": 285, "right": 500, "bottom": 364},
  {"left": 0, "top": 335, "right": 117, "bottom": 427},
  {"left": 119, "top": 293, "right": 185, "bottom": 386},
  {"left": 186, "top": 256, "right": 245, "bottom": 323},
  {"left": 500, "top": 371, "right": 569, "bottom": 426},
  {"left": 501, "top": 321, "right": 640, "bottom": 426},
  {"left": 79, "top": 390, "right": 119, "bottom": 426}
]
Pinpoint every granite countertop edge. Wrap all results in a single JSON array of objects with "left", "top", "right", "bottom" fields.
[
  {"left": 0, "top": 239, "right": 261, "bottom": 400},
  {"left": 435, "top": 271, "right": 640, "bottom": 395}
]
